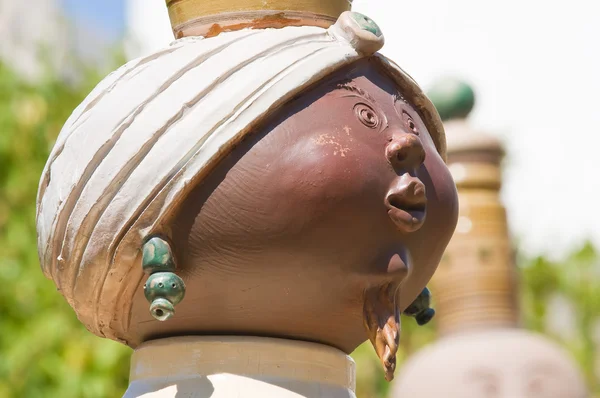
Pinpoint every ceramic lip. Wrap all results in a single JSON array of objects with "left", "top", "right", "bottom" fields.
[{"left": 385, "top": 178, "right": 427, "bottom": 233}]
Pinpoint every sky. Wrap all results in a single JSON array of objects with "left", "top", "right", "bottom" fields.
[
  {"left": 61, "top": 0, "right": 600, "bottom": 260},
  {"left": 61, "top": 0, "right": 125, "bottom": 41}
]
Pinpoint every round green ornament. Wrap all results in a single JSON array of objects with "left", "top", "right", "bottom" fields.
[
  {"left": 350, "top": 12, "right": 382, "bottom": 37},
  {"left": 403, "top": 287, "right": 435, "bottom": 326},
  {"left": 149, "top": 298, "right": 176, "bottom": 322},
  {"left": 427, "top": 78, "right": 476, "bottom": 121},
  {"left": 142, "top": 236, "right": 176, "bottom": 274},
  {"left": 144, "top": 272, "right": 186, "bottom": 305}
]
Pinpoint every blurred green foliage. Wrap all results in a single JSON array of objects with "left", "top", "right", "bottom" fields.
[
  {"left": 0, "top": 62, "right": 131, "bottom": 398},
  {"left": 520, "top": 243, "right": 600, "bottom": 395},
  {"left": 0, "top": 59, "right": 598, "bottom": 397}
]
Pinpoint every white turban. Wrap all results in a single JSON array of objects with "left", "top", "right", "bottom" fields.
[{"left": 36, "top": 12, "right": 445, "bottom": 344}]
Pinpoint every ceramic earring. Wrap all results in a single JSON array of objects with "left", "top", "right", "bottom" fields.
[
  {"left": 403, "top": 287, "right": 435, "bottom": 326},
  {"left": 142, "top": 236, "right": 186, "bottom": 321}
]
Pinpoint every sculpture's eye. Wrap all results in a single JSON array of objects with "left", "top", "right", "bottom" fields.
[
  {"left": 466, "top": 370, "right": 500, "bottom": 398},
  {"left": 404, "top": 114, "right": 419, "bottom": 135},
  {"left": 354, "top": 103, "right": 379, "bottom": 128},
  {"left": 526, "top": 374, "right": 559, "bottom": 397}
]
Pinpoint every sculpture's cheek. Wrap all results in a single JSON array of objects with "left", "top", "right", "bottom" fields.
[
  {"left": 391, "top": 157, "right": 458, "bottom": 309},
  {"left": 274, "top": 133, "right": 388, "bottom": 211},
  {"left": 424, "top": 153, "right": 460, "bottom": 239}
]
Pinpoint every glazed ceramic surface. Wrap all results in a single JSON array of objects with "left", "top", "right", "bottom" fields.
[{"left": 36, "top": 9, "right": 458, "bottom": 386}]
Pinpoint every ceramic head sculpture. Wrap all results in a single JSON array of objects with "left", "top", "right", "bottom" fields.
[
  {"left": 395, "top": 330, "right": 588, "bottom": 398},
  {"left": 391, "top": 78, "right": 588, "bottom": 398},
  {"left": 36, "top": 1, "right": 459, "bottom": 393}
]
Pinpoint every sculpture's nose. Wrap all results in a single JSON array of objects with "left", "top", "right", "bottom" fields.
[{"left": 385, "top": 134, "right": 426, "bottom": 170}]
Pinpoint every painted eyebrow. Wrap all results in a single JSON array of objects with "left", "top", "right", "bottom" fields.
[
  {"left": 335, "top": 82, "right": 377, "bottom": 103},
  {"left": 335, "top": 81, "right": 409, "bottom": 107}
]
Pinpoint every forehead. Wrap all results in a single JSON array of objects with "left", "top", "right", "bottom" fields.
[
  {"left": 334, "top": 80, "right": 410, "bottom": 106},
  {"left": 332, "top": 66, "right": 405, "bottom": 96},
  {"left": 293, "top": 57, "right": 447, "bottom": 160},
  {"left": 320, "top": 61, "right": 419, "bottom": 119}
]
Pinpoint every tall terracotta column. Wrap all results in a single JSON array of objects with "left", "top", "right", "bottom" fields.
[
  {"left": 428, "top": 79, "right": 519, "bottom": 336},
  {"left": 391, "top": 78, "right": 588, "bottom": 398}
]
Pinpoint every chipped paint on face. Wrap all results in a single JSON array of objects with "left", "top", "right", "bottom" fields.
[{"left": 312, "top": 133, "right": 351, "bottom": 157}]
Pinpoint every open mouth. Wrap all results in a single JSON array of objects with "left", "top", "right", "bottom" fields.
[{"left": 385, "top": 180, "right": 427, "bottom": 233}]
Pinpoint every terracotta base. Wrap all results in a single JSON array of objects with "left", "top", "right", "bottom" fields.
[{"left": 123, "top": 336, "right": 356, "bottom": 398}]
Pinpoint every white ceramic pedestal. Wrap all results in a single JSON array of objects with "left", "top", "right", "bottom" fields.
[{"left": 123, "top": 336, "right": 357, "bottom": 398}]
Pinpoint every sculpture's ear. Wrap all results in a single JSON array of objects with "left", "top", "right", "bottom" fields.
[
  {"left": 402, "top": 287, "right": 435, "bottom": 326},
  {"left": 142, "top": 236, "right": 186, "bottom": 322}
]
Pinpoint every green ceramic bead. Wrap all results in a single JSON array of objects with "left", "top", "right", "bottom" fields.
[
  {"left": 143, "top": 272, "right": 186, "bottom": 306},
  {"left": 416, "top": 308, "right": 436, "bottom": 326},
  {"left": 350, "top": 12, "right": 382, "bottom": 37},
  {"left": 149, "top": 297, "right": 175, "bottom": 321},
  {"left": 403, "top": 287, "right": 435, "bottom": 325},
  {"left": 426, "top": 78, "right": 476, "bottom": 121},
  {"left": 404, "top": 287, "right": 432, "bottom": 316},
  {"left": 142, "top": 236, "right": 176, "bottom": 274}
]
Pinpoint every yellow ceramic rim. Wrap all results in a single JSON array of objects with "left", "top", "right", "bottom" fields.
[{"left": 166, "top": 0, "right": 352, "bottom": 29}]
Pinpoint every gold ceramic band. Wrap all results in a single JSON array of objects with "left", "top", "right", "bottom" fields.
[
  {"left": 167, "top": 0, "right": 352, "bottom": 33},
  {"left": 434, "top": 259, "right": 520, "bottom": 335},
  {"left": 433, "top": 123, "right": 518, "bottom": 336}
]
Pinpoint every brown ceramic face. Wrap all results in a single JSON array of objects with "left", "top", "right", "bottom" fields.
[
  {"left": 130, "top": 58, "right": 458, "bottom": 353},
  {"left": 392, "top": 330, "right": 588, "bottom": 398}
]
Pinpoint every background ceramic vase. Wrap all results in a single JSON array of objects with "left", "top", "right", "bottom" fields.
[{"left": 391, "top": 78, "right": 588, "bottom": 398}]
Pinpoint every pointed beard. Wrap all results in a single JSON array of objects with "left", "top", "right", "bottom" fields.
[{"left": 363, "top": 283, "right": 401, "bottom": 382}]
